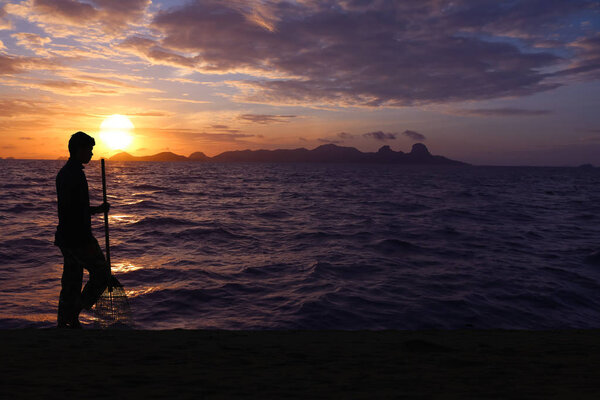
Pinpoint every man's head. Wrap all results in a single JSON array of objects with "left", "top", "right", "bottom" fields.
[{"left": 68, "top": 131, "right": 95, "bottom": 164}]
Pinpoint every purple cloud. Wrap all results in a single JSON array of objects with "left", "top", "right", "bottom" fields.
[
  {"left": 363, "top": 131, "right": 397, "bottom": 141},
  {"left": 119, "top": 36, "right": 198, "bottom": 68},
  {"left": 402, "top": 130, "right": 426, "bottom": 141},
  {"left": 459, "top": 108, "right": 553, "bottom": 117},
  {"left": 551, "top": 33, "right": 600, "bottom": 81},
  {"left": 193, "top": 132, "right": 253, "bottom": 142},
  {"left": 582, "top": 135, "right": 600, "bottom": 143},
  {"left": 115, "top": 0, "right": 598, "bottom": 107},
  {"left": 0, "top": 99, "right": 85, "bottom": 118},
  {"left": 28, "top": 0, "right": 151, "bottom": 31},
  {"left": 0, "top": 54, "right": 59, "bottom": 75},
  {"left": 32, "top": 0, "right": 97, "bottom": 22},
  {"left": 208, "top": 124, "right": 241, "bottom": 134},
  {"left": 238, "top": 114, "right": 296, "bottom": 124},
  {"left": 317, "top": 138, "right": 342, "bottom": 144},
  {"left": 11, "top": 33, "right": 51, "bottom": 52},
  {"left": 337, "top": 132, "right": 354, "bottom": 139},
  {"left": 155, "top": 129, "right": 253, "bottom": 143},
  {"left": 0, "top": 5, "right": 12, "bottom": 30}
]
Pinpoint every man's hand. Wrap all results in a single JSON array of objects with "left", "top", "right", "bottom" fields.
[
  {"left": 91, "top": 202, "right": 110, "bottom": 214},
  {"left": 98, "top": 202, "right": 110, "bottom": 214}
]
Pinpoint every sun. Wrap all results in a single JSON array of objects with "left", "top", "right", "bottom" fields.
[{"left": 99, "top": 114, "right": 134, "bottom": 151}]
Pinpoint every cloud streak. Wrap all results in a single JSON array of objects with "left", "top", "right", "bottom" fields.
[
  {"left": 193, "top": 132, "right": 253, "bottom": 142},
  {"left": 363, "top": 131, "right": 397, "bottom": 141},
  {"left": 0, "top": 99, "right": 85, "bottom": 117},
  {"left": 0, "top": 54, "right": 60, "bottom": 75},
  {"left": 119, "top": 36, "right": 199, "bottom": 69},
  {"left": 149, "top": 97, "right": 210, "bottom": 104},
  {"left": 459, "top": 108, "right": 553, "bottom": 117},
  {"left": 152, "top": 125, "right": 256, "bottom": 143},
  {"left": 0, "top": 5, "right": 13, "bottom": 30},
  {"left": 317, "top": 138, "right": 341, "bottom": 144},
  {"left": 8, "top": 0, "right": 151, "bottom": 33},
  {"left": 402, "top": 130, "right": 426, "bottom": 141},
  {"left": 11, "top": 32, "right": 52, "bottom": 53},
  {"left": 238, "top": 114, "right": 296, "bottom": 124},
  {"left": 207, "top": 124, "right": 242, "bottom": 134},
  {"left": 0, "top": 73, "right": 161, "bottom": 96}
]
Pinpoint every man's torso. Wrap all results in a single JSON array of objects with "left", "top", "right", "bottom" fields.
[{"left": 55, "top": 159, "right": 93, "bottom": 247}]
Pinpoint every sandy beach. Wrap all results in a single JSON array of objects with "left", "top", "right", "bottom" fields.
[{"left": 2, "top": 329, "right": 600, "bottom": 398}]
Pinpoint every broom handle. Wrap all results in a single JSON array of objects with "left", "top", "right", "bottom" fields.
[{"left": 101, "top": 159, "right": 111, "bottom": 267}]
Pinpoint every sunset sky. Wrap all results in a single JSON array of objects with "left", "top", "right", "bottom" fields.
[{"left": 0, "top": 0, "right": 599, "bottom": 165}]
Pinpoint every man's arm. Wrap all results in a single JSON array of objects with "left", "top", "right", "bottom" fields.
[{"left": 90, "top": 202, "right": 110, "bottom": 215}]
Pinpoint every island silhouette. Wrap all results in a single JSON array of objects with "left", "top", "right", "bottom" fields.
[{"left": 110, "top": 143, "right": 468, "bottom": 165}]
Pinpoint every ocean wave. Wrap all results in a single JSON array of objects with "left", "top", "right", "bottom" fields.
[
  {"left": 2, "top": 238, "right": 50, "bottom": 248},
  {"left": 585, "top": 250, "right": 600, "bottom": 265},
  {"left": 256, "top": 210, "right": 292, "bottom": 219},
  {"left": 131, "top": 184, "right": 168, "bottom": 191},
  {"left": 121, "top": 200, "right": 165, "bottom": 209},
  {"left": 1, "top": 183, "right": 32, "bottom": 189},
  {"left": 135, "top": 287, "right": 227, "bottom": 306},
  {"left": 0, "top": 318, "right": 50, "bottom": 329},
  {"left": 176, "top": 226, "right": 246, "bottom": 240},
  {"left": 293, "top": 231, "right": 344, "bottom": 241},
  {"left": 369, "top": 239, "right": 423, "bottom": 254},
  {"left": 131, "top": 216, "right": 196, "bottom": 227},
  {"left": 4, "top": 203, "right": 47, "bottom": 213}
]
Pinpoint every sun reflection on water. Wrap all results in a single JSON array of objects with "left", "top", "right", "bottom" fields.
[
  {"left": 125, "top": 287, "right": 157, "bottom": 298},
  {"left": 5, "top": 313, "right": 55, "bottom": 323},
  {"left": 122, "top": 200, "right": 146, "bottom": 206},
  {"left": 111, "top": 262, "right": 143, "bottom": 274},
  {"left": 109, "top": 214, "right": 141, "bottom": 225}
]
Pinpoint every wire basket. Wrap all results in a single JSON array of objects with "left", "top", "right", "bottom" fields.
[{"left": 93, "top": 278, "right": 133, "bottom": 329}]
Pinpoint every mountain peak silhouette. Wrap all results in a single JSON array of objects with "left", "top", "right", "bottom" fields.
[
  {"left": 377, "top": 145, "right": 395, "bottom": 154},
  {"left": 110, "top": 151, "right": 187, "bottom": 162},
  {"left": 109, "top": 143, "right": 467, "bottom": 165},
  {"left": 410, "top": 143, "right": 430, "bottom": 156},
  {"left": 189, "top": 151, "right": 210, "bottom": 161}
]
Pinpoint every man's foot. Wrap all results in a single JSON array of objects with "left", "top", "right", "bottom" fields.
[
  {"left": 57, "top": 313, "right": 70, "bottom": 329},
  {"left": 57, "top": 319, "right": 83, "bottom": 329},
  {"left": 69, "top": 310, "right": 83, "bottom": 329},
  {"left": 57, "top": 311, "right": 83, "bottom": 329},
  {"left": 69, "top": 319, "right": 83, "bottom": 329}
]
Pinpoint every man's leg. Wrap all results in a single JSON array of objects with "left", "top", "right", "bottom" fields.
[
  {"left": 61, "top": 239, "right": 110, "bottom": 327},
  {"left": 57, "top": 249, "right": 83, "bottom": 328},
  {"left": 80, "top": 239, "right": 110, "bottom": 311}
]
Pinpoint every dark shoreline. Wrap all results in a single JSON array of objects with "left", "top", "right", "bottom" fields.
[{"left": 3, "top": 329, "right": 600, "bottom": 398}]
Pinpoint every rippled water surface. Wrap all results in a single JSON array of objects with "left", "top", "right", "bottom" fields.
[{"left": 1, "top": 159, "right": 600, "bottom": 329}]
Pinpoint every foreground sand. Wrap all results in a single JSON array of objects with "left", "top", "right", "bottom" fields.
[{"left": 2, "top": 329, "right": 600, "bottom": 398}]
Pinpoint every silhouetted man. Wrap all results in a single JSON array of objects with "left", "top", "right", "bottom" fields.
[{"left": 55, "top": 131, "right": 110, "bottom": 329}]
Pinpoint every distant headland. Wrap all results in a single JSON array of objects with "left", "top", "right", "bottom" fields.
[{"left": 110, "top": 143, "right": 468, "bottom": 165}]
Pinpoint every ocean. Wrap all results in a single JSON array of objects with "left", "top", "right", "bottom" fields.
[{"left": 1, "top": 159, "right": 599, "bottom": 329}]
